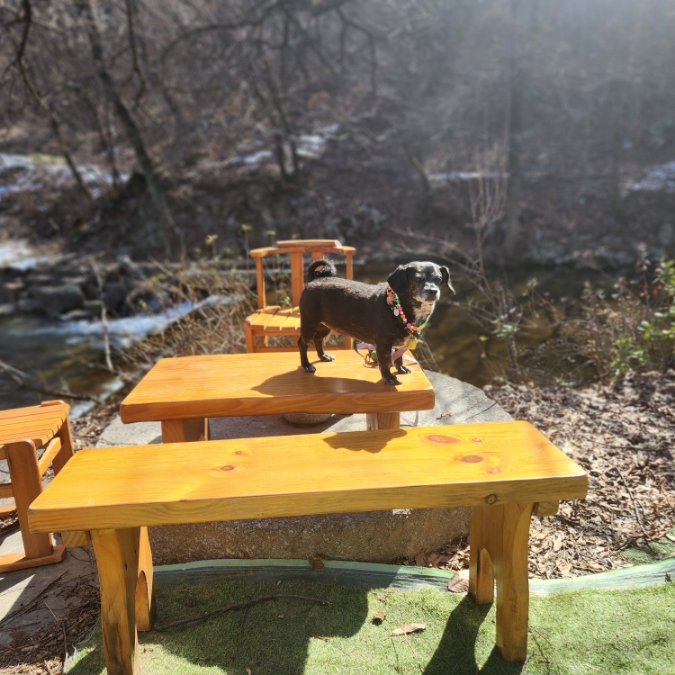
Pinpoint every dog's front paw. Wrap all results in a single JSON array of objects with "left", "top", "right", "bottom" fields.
[
  {"left": 303, "top": 364, "right": 317, "bottom": 373},
  {"left": 384, "top": 375, "right": 402, "bottom": 386},
  {"left": 397, "top": 364, "right": 412, "bottom": 374},
  {"left": 319, "top": 353, "right": 335, "bottom": 362}
]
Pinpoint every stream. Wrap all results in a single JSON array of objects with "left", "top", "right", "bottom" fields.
[{"left": 0, "top": 247, "right": 615, "bottom": 414}]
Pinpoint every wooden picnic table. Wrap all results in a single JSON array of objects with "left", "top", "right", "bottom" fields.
[{"left": 120, "top": 350, "right": 435, "bottom": 442}]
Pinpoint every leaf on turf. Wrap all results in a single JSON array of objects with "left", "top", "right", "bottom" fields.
[{"left": 391, "top": 623, "right": 426, "bottom": 636}]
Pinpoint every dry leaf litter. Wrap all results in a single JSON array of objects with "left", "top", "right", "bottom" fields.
[{"left": 409, "top": 370, "right": 675, "bottom": 579}]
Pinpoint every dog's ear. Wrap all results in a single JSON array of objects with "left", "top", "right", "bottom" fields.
[
  {"left": 387, "top": 265, "right": 411, "bottom": 296},
  {"left": 440, "top": 265, "right": 455, "bottom": 293}
]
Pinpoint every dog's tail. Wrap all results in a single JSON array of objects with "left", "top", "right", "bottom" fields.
[{"left": 306, "top": 259, "right": 337, "bottom": 284}]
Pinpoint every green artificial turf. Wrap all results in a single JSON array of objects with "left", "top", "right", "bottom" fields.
[
  {"left": 67, "top": 580, "right": 675, "bottom": 675},
  {"left": 623, "top": 529, "right": 675, "bottom": 566}
]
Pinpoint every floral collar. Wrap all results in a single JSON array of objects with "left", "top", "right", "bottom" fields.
[{"left": 386, "top": 286, "right": 429, "bottom": 344}]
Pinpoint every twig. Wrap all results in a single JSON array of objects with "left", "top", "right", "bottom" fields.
[
  {"left": 0, "top": 358, "right": 100, "bottom": 403},
  {"left": 613, "top": 467, "right": 655, "bottom": 549},
  {"left": 154, "top": 594, "right": 329, "bottom": 631}
]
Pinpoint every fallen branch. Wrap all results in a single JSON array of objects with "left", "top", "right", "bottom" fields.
[
  {"left": 0, "top": 359, "right": 100, "bottom": 403},
  {"left": 613, "top": 467, "right": 656, "bottom": 552},
  {"left": 154, "top": 594, "right": 329, "bottom": 631}
]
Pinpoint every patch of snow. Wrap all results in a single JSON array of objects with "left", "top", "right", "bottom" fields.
[
  {"left": 28, "top": 294, "right": 244, "bottom": 350},
  {"left": 243, "top": 150, "right": 273, "bottom": 165},
  {"left": 629, "top": 160, "right": 675, "bottom": 193},
  {"left": 429, "top": 171, "right": 505, "bottom": 182}
]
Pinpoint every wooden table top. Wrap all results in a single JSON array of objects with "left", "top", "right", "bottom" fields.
[
  {"left": 29, "top": 421, "right": 588, "bottom": 532},
  {"left": 120, "top": 350, "right": 435, "bottom": 423}
]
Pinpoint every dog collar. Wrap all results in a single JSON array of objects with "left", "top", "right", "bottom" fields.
[{"left": 386, "top": 286, "right": 429, "bottom": 342}]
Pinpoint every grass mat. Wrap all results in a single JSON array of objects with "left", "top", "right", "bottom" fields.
[{"left": 68, "top": 579, "right": 675, "bottom": 675}]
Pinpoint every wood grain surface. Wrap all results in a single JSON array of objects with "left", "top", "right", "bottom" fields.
[
  {"left": 0, "top": 401, "right": 69, "bottom": 450},
  {"left": 119, "top": 350, "right": 435, "bottom": 422},
  {"left": 29, "top": 421, "right": 587, "bottom": 533}
]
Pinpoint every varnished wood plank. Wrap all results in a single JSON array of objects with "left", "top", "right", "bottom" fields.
[
  {"left": 276, "top": 239, "right": 342, "bottom": 251},
  {"left": 37, "top": 436, "right": 62, "bottom": 476},
  {"left": 135, "top": 527, "right": 155, "bottom": 632},
  {"left": 29, "top": 422, "right": 587, "bottom": 533},
  {"left": 259, "top": 307, "right": 300, "bottom": 332},
  {"left": 249, "top": 246, "right": 279, "bottom": 258},
  {"left": 290, "top": 251, "right": 304, "bottom": 306},
  {"left": 6, "top": 440, "right": 54, "bottom": 559},
  {"left": 161, "top": 419, "right": 208, "bottom": 443},
  {"left": 0, "top": 405, "right": 68, "bottom": 422},
  {"left": 120, "top": 351, "right": 434, "bottom": 422},
  {"left": 91, "top": 528, "right": 140, "bottom": 675},
  {"left": 62, "top": 530, "right": 91, "bottom": 547},
  {"left": 495, "top": 502, "right": 533, "bottom": 661},
  {"left": 0, "top": 544, "right": 66, "bottom": 574},
  {"left": 255, "top": 256, "right": 266, "bottom": 309}
]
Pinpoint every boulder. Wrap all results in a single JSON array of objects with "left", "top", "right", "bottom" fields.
[{"left": 29, "top": 284, "right": 85, "bottom": 317}]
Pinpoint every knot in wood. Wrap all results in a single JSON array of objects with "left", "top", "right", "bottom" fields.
[{"left": 485, "top": 494, "right": 497, "bottom": 505}]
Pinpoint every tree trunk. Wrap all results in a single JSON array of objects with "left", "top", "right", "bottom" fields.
[{"left": 75, "top": 0, "right": 183, "bottom": 258}]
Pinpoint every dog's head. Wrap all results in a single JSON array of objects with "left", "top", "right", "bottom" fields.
[{"left": 387, "top": 262, "right": 455, "bottom": 305}]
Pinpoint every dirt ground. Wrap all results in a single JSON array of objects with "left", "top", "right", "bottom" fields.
[{"left": 2, "top": 373, "right": 674, "bottom": 673}]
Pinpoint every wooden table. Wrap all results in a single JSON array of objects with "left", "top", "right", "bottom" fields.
[{"left": 120, "top": 350, "right": 435, "bottom": 442}]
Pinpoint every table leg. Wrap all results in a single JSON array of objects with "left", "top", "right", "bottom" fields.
[
  {"left": 161, "top": 418, "right": 209, "bottom": 442},
  {"left": 468, "top": 502, "right": 533, "bottom": 662},
  {"left": 365, "top": 412, "right": 401, "bottom": 430},
  {"left": 91, "top": 527, "right": 142, "bottom": 675}
]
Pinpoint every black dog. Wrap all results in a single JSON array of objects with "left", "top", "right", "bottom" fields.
[{"left": 298, "top": 260, "right": 454, "bottom": 385}]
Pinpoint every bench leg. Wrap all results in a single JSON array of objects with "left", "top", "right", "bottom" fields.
[
  {"left": 0, "top": 440, "right": 66, "bottom": 573},
  {"left": 365, "top": 412, "right": 400, "bottom": 430},
  {"left": 161, "top": 418, "right": 209, "bottom": 442},
  {"left": 91, "top": 527, "right": 143, "bottom": 675},
  {"left": 469, "top": 502, "right": 533, "bottom": 662},
  {"left": 52, "top": 417, "right": 92, "bottom": 548},
  {"left": 136, "top": 526, "right": 156, "bottom": 632}
]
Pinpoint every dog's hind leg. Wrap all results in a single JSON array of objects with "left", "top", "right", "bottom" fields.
[
  {"left": 376, "top": 345, "right": 402, "bottom": 386},
  {"left": 313, "top": 324, "right": 335, "bottom": 362}
]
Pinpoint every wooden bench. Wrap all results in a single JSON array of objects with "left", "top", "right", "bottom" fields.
[{"left": 28, "top": 421, "right": 587, "bottom": 674}]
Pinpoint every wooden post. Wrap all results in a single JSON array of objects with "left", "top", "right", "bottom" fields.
[
  {"left": 290, "top": 251, "right": 304, "bottom": 306},
  {"left": 161, "top": 418, "right": 208, "bottom": 443},
  {"left": 91, "top": 528, "right": 141, "bottom": 675},
  {"left": 5, "top": 440, "right": 54, "bottom": 559},
  {"left": 366, "top": 412, "right": 401, "bottom": 430},
  {"left": 469, "top": 502, "right": 533, "bottom": 662},
  {"left": 255, "top": 257, "right": 266, "bottom": 309}
]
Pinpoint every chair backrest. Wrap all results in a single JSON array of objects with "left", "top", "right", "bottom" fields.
[{"left": 249, "top": 239, "right": 356, "bottom": 308}]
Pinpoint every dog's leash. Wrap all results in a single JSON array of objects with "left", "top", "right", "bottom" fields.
[{"left": 353, "top": 342, "right": 420, "bottom": 427}]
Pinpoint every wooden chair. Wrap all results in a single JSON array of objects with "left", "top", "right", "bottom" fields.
[
  {"left": 244, "top": 239, "right": 356, "bottom": 353},
  {"left": 0, "top": 400, "right": 85, "bottom": 573}
]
